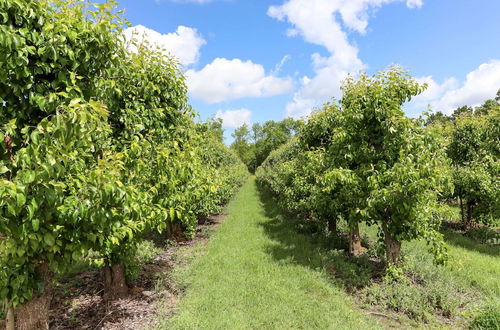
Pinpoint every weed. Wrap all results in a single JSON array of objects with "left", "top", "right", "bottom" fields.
[{"left": 470, "top": 308, "right": 500, "bottom": 329}]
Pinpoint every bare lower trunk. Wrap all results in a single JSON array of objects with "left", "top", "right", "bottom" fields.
[
  {"left": 382, "top": 223, "right": 401, "bottom": 264},
  {"left": 6, "top": 262, "right": 52, "bottom": 330},
  {"left": 459, "top": 196, "right": 465, "bottom": 225},
  {"left": 328, "top": 219, "right": 337, "bottom": 234},
  {"left": 5, "top": 301, "right": 14, "bottom": 330},
  {"left": 166, "top": 221, "right": 185, "bottom": 242},
  {"left": 12, "top": 295, "right": 51, "bottom": 330},
  {"left": 348, "top": 221, "right": 366, "bottom": 256},
  {"left": 103, "top": 262, "right": 129, "bottom": 302},
  {"left": 464, "top": 201, "right": 474, "bottom": 230}
]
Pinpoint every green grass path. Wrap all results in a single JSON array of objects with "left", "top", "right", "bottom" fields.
[{"left": 160, "top": 177, "right": 381, "bottom": 329}]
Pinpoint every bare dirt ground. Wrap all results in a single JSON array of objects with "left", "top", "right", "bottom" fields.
[{"left": 49, "top": 213, "right": 226, "bottom": 330}]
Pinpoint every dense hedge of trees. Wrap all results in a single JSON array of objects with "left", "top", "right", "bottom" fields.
[
  {"left": 256, "top": 69, "right": 454, "bottom": 265},
  {"left": 426, "top": 91, "right": 500, "bottom": 228},
  {"left": 256, "top": 70, "right": 499, "bottom": 267},
  {"left": 0, "top": 1, "right": 247, "bottom": 329}
]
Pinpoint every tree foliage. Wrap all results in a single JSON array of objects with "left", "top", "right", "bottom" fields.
[
  {"left": 257, "top": 68, "right": 452, "bottom": 265},
  {"left": 231, "top": 118, "right": 303, "bottom": 172},
  {"left": 448, "top": 108, "right": 500, "bottom": 227},
  {"left": 0, "top": 0, "right": 248, "bottom": 326},
  {"left": 424, "top": 90, "right": 500, "bottom": 227}
]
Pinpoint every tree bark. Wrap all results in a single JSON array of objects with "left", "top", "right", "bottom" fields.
[
  {"left": 6, "top": 262, "right": 52, "bottom": 330},
  {"left": 328, "top": 218, "right": 337, "bottom": 234},
  {"left": 5, "top": 300, "right": 14, "bottom": 330},
  {"left": 102, "top": 262, "right": 128, "bottom": 302},
  {"left": 459, "top": 195, "right": 465, "bottom": 225},
  {"left": 166, "top": 221, "right": 185, "bottom": 242},
  {"left": 13, "top": 294, "right": 51, "bottom": 330},
  {"left": 466, "top": 201, "right": 474, "bottom": 229},
  {"left": 382, "top": 223, "right": 401, "bottom": 264},
  {"left": 348, "top": 221, "right": 366, "bottom": 256}
]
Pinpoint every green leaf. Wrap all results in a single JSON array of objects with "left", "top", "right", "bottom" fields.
[
  {"left": 43, "top": 233, "right": 55, "bottom": 247},
  {"left": 32, "top": 219, "right": 40, "bottom": 231},
  {"left": 72, "top": 250, "right": 81, "bottom": 261},
  {"left": 0, "top": 165, "right": 9, "bottom": 175},
  {"left": 24, "top": 171, "right": 36, "bottom": 184},
  {"left": 16, "top": 193, "right": 26, "bottom": 208}
]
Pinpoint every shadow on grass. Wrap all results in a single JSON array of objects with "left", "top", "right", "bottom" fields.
[
  {"left": 255, "top": 184, "right": 383, "bottom": 291},
  {"left": 442, "top": 228, "right": 500, "bottom": 258}
]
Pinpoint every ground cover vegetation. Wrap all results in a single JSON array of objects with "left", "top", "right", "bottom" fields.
[
  {"left": 157, "top": 178, "right": 384, "bottom": 330},
  {"left": 0, "top": 1, "right": 247, "bottom": 328}
]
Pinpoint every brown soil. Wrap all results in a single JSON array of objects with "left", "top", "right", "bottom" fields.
[{"left": 48, "top": 213, "right": 226, "bottom": 330}]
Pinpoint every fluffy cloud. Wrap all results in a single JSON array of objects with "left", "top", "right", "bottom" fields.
[
  {"left": 414, "top": 76, "right": 458, "bottom": 103},
  {"left": 268, "top": 0, "right": 423, "bottom": 118},
  {"left": 215, "top": 109, "right": 252, "bottom": 128},
  {"left": 410, "top": 60, "right": 500, "bottom": 115},
  {"left": 123, "top": 25, "right": 206, "bottom": 66},
  {"left": 186, "top": 58, "right": 294, "bottom": 103}
]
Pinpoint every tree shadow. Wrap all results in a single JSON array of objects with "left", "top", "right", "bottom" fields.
[
  {"left": 255, "top": 185, "right": 383, "bottom": 291},
  {"left": 442, "top": 227, "right": 499, "bottom": 258}
]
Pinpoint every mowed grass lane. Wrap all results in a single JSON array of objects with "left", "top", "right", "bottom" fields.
[{"left": 158, "top": 177, "right": 381, "bottom": 329}]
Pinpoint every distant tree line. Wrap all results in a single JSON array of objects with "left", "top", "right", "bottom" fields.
[{"left": 230, "top": 118, "right": 304, "bottom": 173}]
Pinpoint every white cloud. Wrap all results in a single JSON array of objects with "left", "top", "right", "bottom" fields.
[
  {"left": 406, "top": 0, "right": 423, "bottom": 8},
  {"left": 413, "top": 76, "right": 459, "bottom": 103},
  {"left": 123, "top": 25, "right": 206, "bottom": 66},
  {"left": 272, "top": 55, "right": 292, "bottom": 75},
  {"left": 268, "top": 0, "right": 423, "bottom": 118},
  {"left": 215, "top": 109, "right": 252, "bottom": 129},
  {"left": 410, "top": 60, "right": 500, "bottom": 115},
  {"left": 432, "top": 60, "right": 500, "bottom": 113},
  {"left": 186, "top": 58, "right": 294, "bottom": 103}
]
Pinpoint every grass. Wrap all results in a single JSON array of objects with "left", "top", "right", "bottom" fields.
[
  {"left": 157, "top": 177, "right": 382, "bottom": 329},
  {"left": 354, "top": 217, "right": 500, "bottom": 327}
]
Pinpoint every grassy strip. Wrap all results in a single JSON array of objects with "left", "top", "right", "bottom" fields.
[{"left": 157, "top": 177, "right": 381, "bottom": 329}]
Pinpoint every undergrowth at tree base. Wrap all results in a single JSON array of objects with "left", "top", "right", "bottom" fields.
[{"left": 279, "top": 209, "right": 499, "bottom": 329}]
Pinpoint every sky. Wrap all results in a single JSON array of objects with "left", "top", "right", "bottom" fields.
[{"left": 118, "top": 0, "right": 500, "bottom": 142}]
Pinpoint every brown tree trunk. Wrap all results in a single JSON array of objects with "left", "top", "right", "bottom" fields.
[
  {"left": 382, "top": 223, "right": 401, "bottom": 264},
  {"left": 12, "top": 295, "right": 51, "bottom": 330},
  {"left": 166, "top": 221, "right": 186, "bottom": 242},
  {"left": 6, "top": 262, "right": 52, "bottom": 330},
  {"left": 5, "top": 300, "right": 14, "bottom": 330},
  {"left": 348, "top": 221, "right": 366, "bottom": 256},
  {"left": 103, "top": 262, "right": 129, "bottom": 302}
]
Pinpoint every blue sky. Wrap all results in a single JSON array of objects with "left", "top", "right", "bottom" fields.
[{"left": 119, "top": 0, "right": 500, "bottom": 142}]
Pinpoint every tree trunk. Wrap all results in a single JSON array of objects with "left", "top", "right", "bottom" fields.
[
  {"left": 328, "top": 218, "right": 337, "bottom": 234},
  {"left": 459, "top": 195, "right": 465, "bottom": 225},
  {"left": 466, "top": 201, "right": 473, "bottom": 229},
  {"left": 6, "top": 262, "right": 52, "bottom": 330},
  {"left": 103, "top": 262, "right": 128, "bottom": 302},
  {"left": 382, "top": 223, "right": 402, "bottom": 264},
  {"left": 166, "top": 221, "right": 185, "bottom": 242},
  {"left": 5, "top": 300, "right": 14, "bottom": 330},
  {"left": 348, "top": 221, "right": 365, "bottom": 256},
  {"left": 12, "top": 294, "right": 51, "bottom": 330}
]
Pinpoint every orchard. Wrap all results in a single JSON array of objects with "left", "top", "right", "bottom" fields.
[{"left": 0, "top": 0, "right": 498, "bottom": 329}]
